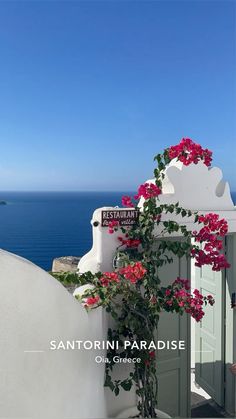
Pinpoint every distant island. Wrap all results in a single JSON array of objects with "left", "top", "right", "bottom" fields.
[{"left": 0, "top": 201, "right": 7, "bottom": 205}]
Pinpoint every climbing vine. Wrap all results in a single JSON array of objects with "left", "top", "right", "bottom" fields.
[{"left": 57, "top": 138, "right": 230, "bottom": 418}]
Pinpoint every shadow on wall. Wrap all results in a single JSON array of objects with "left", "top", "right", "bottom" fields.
[{"left": 194, "top": 361, "right": 235, "bottom": 418}]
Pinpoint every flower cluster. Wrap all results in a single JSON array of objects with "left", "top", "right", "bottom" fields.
[
  {"left": 184, "top": 289, "right": 207, "bottom": 322},
  {"left": 121, "top": 182, "right": 161, "bottom": 211},
  {"left": 164, "top": 279, "right": 215, "bottom": 322},
  {"left": 198, "top": 213, "right": 228, "bottom": 236},
  {"left": 119, "top": 262, "right": 147, "bottom": 284},
  {"left": 122, "top": 196, "right": 135, "bottom": 207},
  {"left": 118, "top": 235, "right": 141, "bottom": 248},
  {"left": 173, "top": 277, "right": 190, "bottom": 290},
  {"left": 83, "top": 295, "right": 100, "bottom": 308},
  {"left": 134, "top": 183, "right": 162, "bottom": 200},
  {"left": 168, "top": 138, "right": 212, "bottom": 167},
  {"left": 192, "top": 213, "right": 230, "bottom": 271},
  {"left": 108, "top": 220, "right": 119, "bottom": 234},
  {"left": 100, "top": 272, "right": 120, "bottom": 287},
  {"left": 192, "top": 249, "right": 230, "bottom": 271}
]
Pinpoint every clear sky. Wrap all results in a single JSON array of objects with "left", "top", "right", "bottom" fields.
[{"left": 0, "top": 0, "right": 235, "bottom": 191}]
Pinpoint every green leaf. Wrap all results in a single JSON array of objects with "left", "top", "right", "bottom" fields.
[
  {"left": 114, "top": 386, "right": 120, "bottom": 396},
  {"left": 104, "top": 374, "right": 115, "bottom": 391},
  {"left": 121, "top": 380, "right": 133, "bottom": 391}
]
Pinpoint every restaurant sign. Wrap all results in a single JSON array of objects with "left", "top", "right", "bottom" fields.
[{"left": 101, "top": 209, "right": 139, "bottom": 227}]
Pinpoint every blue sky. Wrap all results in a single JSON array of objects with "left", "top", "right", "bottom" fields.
[{"left": 0, "top": 0, "right": 235, "bottom": 191}]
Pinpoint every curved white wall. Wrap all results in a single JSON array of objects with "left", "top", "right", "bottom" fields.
[{"left": 0, "top": 250, "right": 107, "bottom": 419}]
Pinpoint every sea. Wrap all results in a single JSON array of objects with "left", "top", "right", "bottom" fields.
[{"left": 0, "top": 191, "right": 235, "bottom": 271}]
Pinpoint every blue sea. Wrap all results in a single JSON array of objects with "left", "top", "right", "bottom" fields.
[
  {"left": 0, "top": 192, "right": 131, "bottom": 271},
  {"left": 0, "top": 191, "right": 235, "bottom": 271}
]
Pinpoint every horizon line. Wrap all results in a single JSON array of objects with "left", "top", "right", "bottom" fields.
[
  {"left": 0, "top": 190, "right": 136, "bottom": 193},
  {"left": 0, "top": 190, "right": 235, "bottom": 195}
]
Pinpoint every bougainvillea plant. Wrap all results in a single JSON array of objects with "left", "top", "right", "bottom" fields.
[{"left": 55, "top": 138, "right": 230, "bottom": 418}]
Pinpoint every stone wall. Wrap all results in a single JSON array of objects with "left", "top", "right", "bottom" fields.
[{"left": 52, "top": 256, "right": 80, "bottom": 273}]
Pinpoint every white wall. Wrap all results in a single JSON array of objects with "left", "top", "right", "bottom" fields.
[{"left": 0, "top": 250, "right": 107, "bottom": 419}]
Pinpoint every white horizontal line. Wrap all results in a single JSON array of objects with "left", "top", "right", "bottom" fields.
[{"left": 24, "top": 350, "right": 212, "bottom": 354}]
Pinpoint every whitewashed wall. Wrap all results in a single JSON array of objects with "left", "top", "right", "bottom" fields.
[{"left": 0, "top": 250, "right": 107, "bottom": 419}]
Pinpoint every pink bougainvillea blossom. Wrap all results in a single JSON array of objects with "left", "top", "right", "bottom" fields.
[
  {"left": 207, "top": 295, "right": 215, "bottom": 306},
  {"left": 173, "top": 277, "right": 190, "bottom": 290},
  {"left": 100, "top": 272, "right": 120, "bottom": 287},
  {"left": 118, "top": 236, "right": 141, "bottom": 248},
  {"left": 119, "top": 262, "right": 147, "bottom": 283},
  {"left": 164, "top": 279, "right": 215, "bottom": 322},
  {"left": 121, "top": 195, "right": 135, "bottom": 207},
  {"left": 168, "top": 138, "right": 212, "bottom": 167},
  {"left": 191, "top": 248, "right": 230, "bottom": 271},
  {"left": 149, "top": 351, "right": 156, "bottom": 359},
  {"left": 108, "top": 220, "right": 119, "bottom": 234},
  {"left": 134, "top": 183, "right": 162, "bottom": 200},
  {"left": 192, "top": 213, "right": 230, "bottom": 271},
  {"left": 83, "top": 295, "right": 100, "bottom": 308}
]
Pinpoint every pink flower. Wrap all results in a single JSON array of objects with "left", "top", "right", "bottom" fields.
[
  {"left": 118, "top": 237, "right": 141, "bottom": 248},
  {"left": 168, "top": 278, "right": 215, "bottom": 322},
  {"left": 173, "top": 277, "right": 190, "bottom": 290},
  {"left": 177, "top": 289, "right": 187, "bottom": 298},
  {"left": 84, "top": 295, "right": 100, "bottom": 308},
  {"left": 134, "top": 183, "right": 162, "bottom": 200},
  {"left": 119, "top": 262, "right": 147, "bottom": 284},
  {"left": 149, "top": 351, "right": 155, "bottom": 358},
  {"left": 121, "top": 195, "right": 135, "bottom": 207},
  {"left": 168, "top": 138, "right": 212, "bottom": 167},
  {"left": 193, "top": 289, "right": 203, "bottom": 298},
  {"left": 100, "top": 272, "right": 120, "bottom": 287},
  {"left": 207, "top": 295, "right": 215, "bottom": 306},
  {"left": 192, "top": 213, "right": 230, "bottom": 271},
  {"left": 108, "top": 220, "right": 119, "bottom": 234}
]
